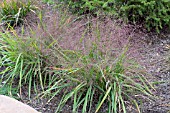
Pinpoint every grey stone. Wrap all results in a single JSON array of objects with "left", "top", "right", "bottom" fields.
[{"left": 0, "top": 95, "right": 40, "bottom": 113}]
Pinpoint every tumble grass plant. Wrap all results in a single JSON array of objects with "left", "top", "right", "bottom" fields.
[
  {"left": 42, "top": 45, "right": 154, "bottom": 113},
  {"left": 31, "top": 8, "right": 154, "bottom": 112},
  {"left": 0, "top": 31, "right": 46, "bottom": 98}
]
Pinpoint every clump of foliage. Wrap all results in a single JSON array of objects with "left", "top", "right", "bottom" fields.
[
  {"left": 59, "top": 0, "right": 170, "bottom": 33},
  {"left": 0, "top": 31, "right": 46, "bottom": 98},
  {"left": 120, "top": 0, "right": 170, "bottom": 32},
  {"left": 0, "top": 0, "right": 34, "bottom": 27},
  {"left": 41, "top": 45, "right": 154, "bottom": 113},
  {"left": 58, "top": 0, "right": 117, "bottom": 15}
]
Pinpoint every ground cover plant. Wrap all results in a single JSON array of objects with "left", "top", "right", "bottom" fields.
[
  {"left": 0, "top": 84, "right": 18, "bottom": 98},
  {"left": 120, "top": 0, "right": 170, "bottom": 33}
]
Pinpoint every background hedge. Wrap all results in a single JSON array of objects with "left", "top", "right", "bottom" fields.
[{"left": 59, "top": 0, "right": 170, "bottom": 32}]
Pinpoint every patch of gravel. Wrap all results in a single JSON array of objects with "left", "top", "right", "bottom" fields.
[{"left": 140, "top": 36, "right": 170, "bottom": 113}]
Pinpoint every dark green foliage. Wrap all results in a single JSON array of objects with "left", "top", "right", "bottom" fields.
[
  {"left": 0, "top": 85, "right": 18, "bottom": 98},
  {"left": 58, "top": 0, "right": 117, "bottom": 15},
  {"left": 120, "top": 0, "right": 170, "bottom": 32},
  {"left": 59, "top": 0, "right": 170, "bottom": 33}
]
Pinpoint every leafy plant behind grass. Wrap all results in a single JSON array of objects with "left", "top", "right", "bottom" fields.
[
  {"left": 0, "top": 0, "right": 35, "bottom": 27},
  {"left": 0, "top": 31, "right": 46, "bottom": 98},
  {"left": 120, "top": 0, "right": 170, "bottom": 33},
  {"left": 58, "top": 0, "right": 117, "bottom": 15},
  {"left": 58, "top": 0, "right": 170, "bottom": 33}
]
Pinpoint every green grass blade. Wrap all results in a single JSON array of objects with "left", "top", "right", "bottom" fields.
[
  {"left": 19, "top": 58, "right": 23, "bottom": 94},
  {"left": 82, "top": 85, "right": 92, "bottom": 113},
  {"left": 95, "top": 86, "right": 111, "bottom": 113},
  {"left": 88, "top": 88, "right": 95, "bottom": 113},
  {"left": 118, "top": 84, "right": 126, "bottom": 113}
]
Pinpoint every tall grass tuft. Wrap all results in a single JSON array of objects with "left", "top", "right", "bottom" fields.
[
  {"left": 41, "top": 45, "right": 154, "bottom": 113},
  {"left": 30, "top": 9, "right": 155, "bottom": 112},
  {"left": 0, "top": 31, "right": 46, "bottom": 98}
]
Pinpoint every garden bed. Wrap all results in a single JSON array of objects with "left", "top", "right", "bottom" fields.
[{"left": 0, "top": 0, "right": 170, "bottom": 113}]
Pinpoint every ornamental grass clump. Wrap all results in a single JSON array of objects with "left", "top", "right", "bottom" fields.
[
  {"left": 42, "top": 45, "right": 154, "bottom": 113},
  {"left": 32, "top": 11, "right": 155, "bottom": 112},
  {"left": 0, "top": 31, "right": 46, "bottom": 97}
]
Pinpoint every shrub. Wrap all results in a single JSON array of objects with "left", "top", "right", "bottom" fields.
[
  {"left": 0, "top": 0, "right": 34, "bottom": 27},
  {"left": 59, "top": 0, "right": 170, "bottom": 33},
  {"left": 58, "top": 0, "right": 117, "bottom": 15},
  {"left": 120, "top": 0, "right": 170, "bottom": 33}
]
